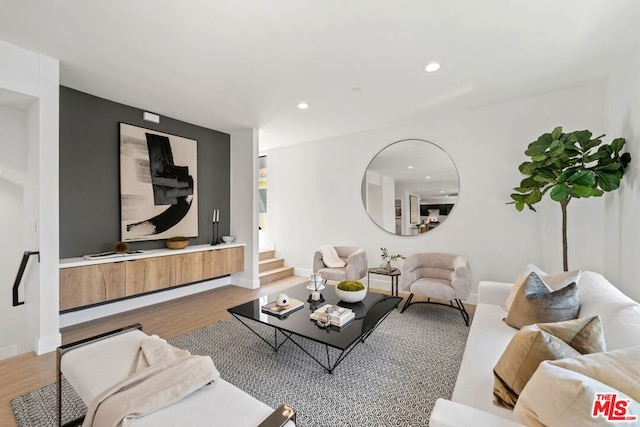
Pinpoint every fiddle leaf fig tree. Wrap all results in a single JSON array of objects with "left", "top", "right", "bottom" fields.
[{"left": 509, "top": 126, "right": 631, "bottom": 271}]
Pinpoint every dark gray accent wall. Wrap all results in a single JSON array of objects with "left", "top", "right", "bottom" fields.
[{"left": 59, "top": 86, "right": 230, "bottom": 258}]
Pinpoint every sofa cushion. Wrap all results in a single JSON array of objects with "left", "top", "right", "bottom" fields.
[
  {"left": 451, "top": 303, "right": 516, "bottom": 419},
  {"left": 493, "top": 316, "right": 605, "bottom": 408},
  {"left": 505, "top": 272, "right": 580, "bottom": 329},
  {"left": 577, "top": 271, "right": 637, "bottom": 325},
  {"left": 513, "top": 360, "right": 640, "bottom": 427},
  {"left": 504, "top": 265, "right": 580, "bottom": 312},
  {"left": 603, "top": 305, "right": 640, "bottom": 351}
]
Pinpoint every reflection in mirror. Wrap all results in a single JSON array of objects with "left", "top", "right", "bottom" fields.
[{"left": 361, "top": 139, "right": 459, "bottom": 236}]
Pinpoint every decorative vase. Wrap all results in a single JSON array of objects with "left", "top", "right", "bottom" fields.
[{"left": 385, "top": 260, "right": 391, "bottom": 272}]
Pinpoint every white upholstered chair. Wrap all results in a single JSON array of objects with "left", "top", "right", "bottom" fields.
[
  {"left": 400, "top": 253, "right": 471, "bottom": 326},
  {"left": 312, "top": 246, "right": 367, "bottom": 282}
]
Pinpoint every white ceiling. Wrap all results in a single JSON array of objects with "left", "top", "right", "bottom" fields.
[{"left": 1, "top": 1, "right": 640, "bottom": 150}]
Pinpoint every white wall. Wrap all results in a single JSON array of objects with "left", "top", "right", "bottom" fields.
[
  {"left": 0, "top": 41, "right": 60, "bottom": 355},
  {"left": 230, "top": 129, "right": 260, "bottom": 288},
  {"left": 605, "top": 42, "right": 640, "bottom": 302},
  {"left": 0, "top": 106, "right": 29, "bottom": 358},
  {"left": 265, "top": 84, "right": 607, "bottom": 299}
]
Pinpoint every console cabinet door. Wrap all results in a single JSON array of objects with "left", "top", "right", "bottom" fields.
[
  {"left": 125, "top": 257, "right": 176, "bottom": 295},
  {"left": 175, "top": 252, "right": 204, "bottom": 286},
  {"left": 59, "top": 262, "right": 126, "bottom": 311},
  {"left": 203, "top": 247, "right": 244, "bottom": 279}
]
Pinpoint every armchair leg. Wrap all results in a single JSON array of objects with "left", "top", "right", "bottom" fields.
[
  {"left": 401, "top": 296, "right": 470, "bottom": 327},
  {"left": 454, "top": 299, "right": 470, "bottom": 327},
  {"left": 400, "top": 294, "right": 414, "bottom": 313}
]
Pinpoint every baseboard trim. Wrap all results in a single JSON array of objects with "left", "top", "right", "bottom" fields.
[{"left": 36, "top": 332, "right": 61, "bottom": 355}]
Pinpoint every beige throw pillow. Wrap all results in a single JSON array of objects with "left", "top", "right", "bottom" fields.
[
  {"left": 503, "top": 265, "right": 581, "bottom": 312},
  {"left": 514, "top": 346, "right": 640, "bottom": 426},
  {"left": 504, "top": 272, "right": 580, "bottom": 329},
  {"left": 493, "top": 316, "right": 605, "bottom": 409},
  {"left": 514, "top": 361, "right": 640, "bottom": 427}
]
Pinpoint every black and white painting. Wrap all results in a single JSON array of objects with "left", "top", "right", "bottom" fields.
[{"left": 120, "top": 123, "right": 198, "bottom": 242}]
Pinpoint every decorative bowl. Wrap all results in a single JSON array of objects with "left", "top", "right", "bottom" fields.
[
  {"left": 166, "top": 240, "right": 189, "bottom": 250},
  {"left": 222, "top": 235, "right": 236, "bottom": 243},
  {"left": 335, "top": 287, "right": 367, "bottom": 303}
]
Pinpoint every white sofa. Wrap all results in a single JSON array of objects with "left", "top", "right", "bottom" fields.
[
  {"left": 58, "top": 325, "right": 295, "bottom": 426},
  {"left": 430, "top": 271, "right": 640, "bottom": 426}
]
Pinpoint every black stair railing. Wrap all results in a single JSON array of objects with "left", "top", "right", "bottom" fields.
[{"left": 12, "top": 250, "right": 40, "bottom": 306}]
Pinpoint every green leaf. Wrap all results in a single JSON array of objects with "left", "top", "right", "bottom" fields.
[
  {"left": 519, "top": 162, "right": 537, "bottom": 175},
  {"left": 520, "top": 176, "right": 540, "bottom": 188},
  {"left": 510, "top": 193, "right": 526, "bottom": 202},
  {"left": 621, "top": 152, "right": 631, "bottom": 168},
  {"left": 611, "top": 137, "right": 626, "bottom": 153},
  {"left": 594, "top": 162, "right": 622, "bottom": 171},
  {"left": 533, "top": 175, "right": 553, "bottom": 183},
  {"left": 571, "top": 184, "right": 595, "bottom": 198},
  {"left": 531, "top": 154, "right": 547, "bottom": 162},
  {"left": 551, "top": 127, "right": 563, "bottom": 140},
  {"left": 549, "top": 140, "right": 564, "bottom": 157},
  {"left": 550, "top": 184, "right": 570, "bottom": 201},
  {"left": 567, "top": 170, "right": 595, "bottom": 186},
  {"left": 572, "top": 130, "right": 593, "bottom": 148},
  {"left": 596, "top": 171, "right": 621, "bottom": 192},
  {"left": 515, "top": 201, "right": 525, "bottom": 211},
  {"left": 557, "top": 168, "right": 578, "bottom": 184},
  {"left": 524, "top": 189, "right": 542, "bottom": 205}
]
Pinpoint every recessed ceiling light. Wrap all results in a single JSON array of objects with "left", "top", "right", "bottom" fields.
[
  {"left": 425, "top": 62, "right": 441, "bottom": 72},
  {"left": 297, "top": 102, "right": 310, "bottom": 110},
  {"left": 408, "top": 166, "right": 414, "bottom": 169},
  {"left": 440, "top": 190, "right": 445, "bottom": 193},
  {"left": 426, "top": 176, "right": 431, "bottom": 179}
]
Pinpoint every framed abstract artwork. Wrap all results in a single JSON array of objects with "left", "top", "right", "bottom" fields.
[{"left": 120, "top": 123, "right": 198, "bottom": 242}]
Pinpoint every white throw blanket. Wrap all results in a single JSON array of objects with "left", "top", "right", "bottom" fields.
[
  {"left": 83, "top": 336, "right": 220, "bottom": 427},
  {"left": 319, "top": 245, "right": 346, "bottom": 268}
]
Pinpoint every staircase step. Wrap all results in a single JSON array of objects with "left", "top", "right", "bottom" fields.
[
  {"left": 259, "top": 249, "right": 275, "bottom": 261},
  {"left": 259, "top": 257, "right": 284, "bottom": 273},
  {"left": 259, "top": 266, "right": 294, "bottom": 285}
]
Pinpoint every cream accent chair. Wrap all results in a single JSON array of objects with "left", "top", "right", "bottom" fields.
[
  {"left": 313, "top": 246, "right": 367, "bottom": 282},
  {"left": 400, "top": 253, "right": 471, "bottom": 326}
]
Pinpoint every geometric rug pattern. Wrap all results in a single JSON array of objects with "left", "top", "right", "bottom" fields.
[{"left": 12, "top": 304, "right": 471, "bottom": 426}]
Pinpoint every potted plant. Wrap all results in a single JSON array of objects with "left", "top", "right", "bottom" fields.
[
  {"left": 380, "top": 247, "right": 406, "bottom": 271},
  {"left": 335, "top": 281, "right": 367, "bottom": 303},
  {"left": 509, "top": 127, "right": 631, "bottom": 270},
  {"left": 166, "top": 236, "right": 189, "bottom": 250}
]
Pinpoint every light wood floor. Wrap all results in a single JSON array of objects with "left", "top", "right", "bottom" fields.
[
  {"left": 0, "top": 278, "right": 475, "bottom": 426},
  {"left": 0, "top": 276, "right": 306, "bottom": 427}
]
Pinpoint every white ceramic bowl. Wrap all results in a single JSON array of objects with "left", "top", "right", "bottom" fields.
[
  {"left": 222, "top": 235, "right": 236, "bottom": 243},
  {"left": 335, "top": 287, "right": 367, "bottom": 303}
]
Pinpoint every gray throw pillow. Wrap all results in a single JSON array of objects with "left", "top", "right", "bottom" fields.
[{"left": 504, "top": 272, "right": 580, "bottom": 329}]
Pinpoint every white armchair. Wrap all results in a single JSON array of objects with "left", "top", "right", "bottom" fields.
[
  {"left": 313, "top": 246, "right": 367, "bottom": 282},
  {"left": 400, "top": 253, "right": 471, "bottom": 326}
]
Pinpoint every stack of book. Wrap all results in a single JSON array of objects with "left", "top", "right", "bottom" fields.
[
  {"left": 261, "top": 299, "right": 304, "bottom": 316},
  {"left": 310, "top": 304, "right": 355, "bottom": 327}
]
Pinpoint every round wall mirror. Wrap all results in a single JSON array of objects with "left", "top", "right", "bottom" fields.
[{"left": 361, "top": 139, "right": 459, "bottom": 236}]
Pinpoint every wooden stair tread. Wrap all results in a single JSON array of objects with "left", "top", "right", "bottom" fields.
[{"left": 258, "top": 266, "right": 293, "bottom": 276}]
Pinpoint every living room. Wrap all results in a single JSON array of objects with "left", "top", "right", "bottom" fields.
[{"left": 1, "top": 1, "right": 640, "bottom": 426}]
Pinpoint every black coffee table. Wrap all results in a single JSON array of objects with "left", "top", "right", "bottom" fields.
[{"left": 228, "top": 283, "right": 402, "bottom": 373}]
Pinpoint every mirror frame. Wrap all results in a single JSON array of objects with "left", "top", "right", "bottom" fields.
[{"left": 361, "top": 138, "right": 460, "bottom": 236}]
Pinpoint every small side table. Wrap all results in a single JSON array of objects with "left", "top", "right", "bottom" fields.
[{"left": 367, "top": 267, "right": 401, "bottom": 297}]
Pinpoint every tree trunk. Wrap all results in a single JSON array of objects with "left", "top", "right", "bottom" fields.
[{"left": 561, "top": 199, "right": 569, "bottom": 271}]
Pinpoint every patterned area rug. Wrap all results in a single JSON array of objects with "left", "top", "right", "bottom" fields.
[{"left": 12, "top": 304, "right": 471, "bottom": 426}]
